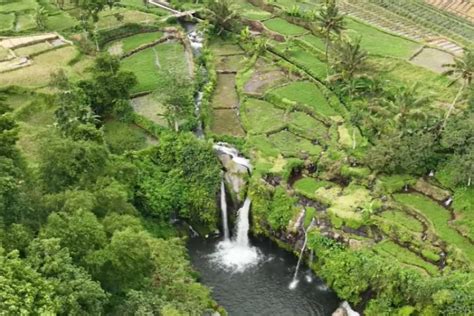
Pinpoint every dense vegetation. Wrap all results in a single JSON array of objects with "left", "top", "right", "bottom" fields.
[{"left": 1, "top": 0, "right": 473, "bottom": 314}]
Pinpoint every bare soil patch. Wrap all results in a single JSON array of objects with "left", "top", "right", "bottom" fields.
[{"left": 410, "top": 47, "right": 454, "bottom": 73}]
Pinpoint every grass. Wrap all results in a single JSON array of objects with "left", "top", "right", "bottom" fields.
[
  {"left": 240, "top": 98, "right": 286, "bottom": 134},
  {"left": 299, "top": 34, "right": 326, "bottom": 52},
  {"left": 370, "top": 57, "right": 458, "bottom": 104},
  {"left": 380, "top": 210, "right": 424, "bottom": 233},
  {"left": 268, "top": 81, "right": 338, "bottom": 117},
  {"left": 287, "top": 111, "right": 328, "bottom": 141},
  {"left": 263, "top": 18, "right": 307, "bottom": 36},
  {"left": 121, "top": 42, "right": 188, "bottom": 94},
  {"left": 276, "top": 44, "right": 327, "bottom": 79},
  {"left": 97, "top": 8, "right": 158, "bottom": 30},
  {"left": 14, "top": 42, "right": 52, "bottom": 57},
  {"left": 268, "top": 130, "right": 322, "bottom": 158},
  {"left": 46, "top": 12, "right": 79, "bottom": 31},
  {"left": 0, "top": 13, "right": 15, "bottom": 32},
  {"left": 0, "top": 46, "right": 89, "bottom": 88},
  {"left": 344, "top": 18, "right": 420, "bottom": 59},
  {"left": 15, "top": 13, "right": 36, "bottom": 32},
  {"left": 294, "top": 177, "right": 334, "bottom": 198},
  {"left": 452, "top": 187, "right": 474, "bottom": 241},
  {"left": 375, "top": 174, "right": 416, "bottom": 194},
  {"left": 131, "top": 93, "right": 167, "bottom": 127},
  {"left": 373, "top": 241, "right": 439, "bottom": 276},
  {"left": 103, "top": 120, "right": 147, "bottom": 154},
  {"left": 395, "top": 193, "right": 474, "bottom": 264},
  {"left": 0, "top": 0, "right": 37, "bottom": 13},
  {"left": 107, "top": 31, "right": 163, "bottom": 55}
]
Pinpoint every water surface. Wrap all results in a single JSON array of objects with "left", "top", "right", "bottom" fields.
[{"left": 188, "top": 236, "right": 340, "bottom": 316}]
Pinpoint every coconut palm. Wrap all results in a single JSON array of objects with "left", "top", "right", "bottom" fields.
[
  {"left": 315, "top": 0, "right": 345, "bottom": 74},
  {"left": 329, "top": 37, "right": 367, "bottom": 83},
  {"left": 442, "top": 49, "right": 474, "bottom": 129},
  {"left": 205, "top": 0, "right": 239, "bottom": 36}
]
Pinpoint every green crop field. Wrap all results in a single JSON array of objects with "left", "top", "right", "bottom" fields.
[
  {"left": 121, "top": 42, "right": 188, "bottom": 94},
  {"left": 344, "top": 18, "right": 420, "bottom": 59},
  {"left": 241, "top": 98, "right": 286, "bottom": 134},
  {"left": 380, "top": 210, "right": 424, "bottom": 233},
  {"left": 268, "top": 130, "right": 322, "bottom": 158},
  {"left": 294, "top": 177, "right": 334, "bottom": 198},
  {"left": 264, "top": 18, "right": 307, "bottom": 36},
  {"left": 268, "top": 81, "right": 338, "bottom": 117},
  {"left": 395, "top": 193, "right": 474, "bottom": 263},
  {"left": 374, "top": 241, "right": 439, "bottom": 275}
]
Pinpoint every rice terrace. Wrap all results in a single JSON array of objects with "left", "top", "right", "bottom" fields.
[{"left": 0, "top": 0, "right": 473, "bottom": 315}]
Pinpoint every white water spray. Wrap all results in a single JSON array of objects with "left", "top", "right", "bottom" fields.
[
  {"left": 211, "top": 198, "right": 260, "bottom": 272},
  {"left": 220, "top": 181, "right": 230, "bottom": 240},
  {"left": 213, "top": 142, "right": 253, "bottom": 172},
  {"left": 445, "top": 197, "right": 453, "bottom": 207}
]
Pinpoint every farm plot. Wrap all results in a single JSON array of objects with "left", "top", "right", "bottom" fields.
[
  {"left": 97, "top": 8, "right": 158, "bottom": 30},
  {"left": 272, "top": 42, "right": 327, "bottom": 79},
  {"left": 287, "top": 111, "right": 330, "bottom": 143},
  {"left": 293, "top": 177, "right": 334, "bottom": 199},
  {"left": 121, "top": 42, "right": 188, "bottom": 94},
  {"left": 240, "top": 98, "right": 286, "bottom": 134},
  {"left": 373, "top": 241, "right": 439, "bottom": 276},
  {"left": 211, "top": 74, "right": 239, "bottom": 109},
  {"left": 344, "top": 18, "right": 420, "bottom": 59},
  {"left": 0, "top": 13, "right": 15, "bottom": 33},
  {"left": 233, "top": 0, "right": 272, "bottom": 21},
  {"left": 106, "top": 31, "right": 164, "bottom": 56},
  {"left": 267, "top": 81, "right": 338, "bottom": 117},
  {"left": 268, "top": 130, "right": 322, "bottom": 158},
  {"left": 395, "top": 193, "right": 474, "bottom": 264},
  {"left": 242, "top": 58, "right": 291, "bottom": 96},
  {"left": 452, "top": 187, "right": 474, "bottom": 241},
  {"left": 410, "top": 47, "right": 454, "bottom": 74},
  {"left": 263, "top": 18, "right": 308, "bottom": 36},
  {"left": 210, "top": 109, "right": 245, "bottom": 137},
  {"left": 130, "top": 93, "right": 168, "bottom": 127},
  {"left": 379, "top": 209, "right": 425, "bottom": 233},
  {"left": 0, "top": 46, "right": 90, "bottom": 87}
]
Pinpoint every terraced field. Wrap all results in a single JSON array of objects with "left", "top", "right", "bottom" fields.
[{"left": 395, "top": 193, "right": 474, "bottom": 264}]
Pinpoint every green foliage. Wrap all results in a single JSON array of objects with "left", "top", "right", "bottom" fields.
[
  {"left": 205, "top": 0, "right": 240, "bottom": 35},
  {"left": 133, "top": 132, "right": 221, "bottom": 229},
  {"left": 38, "top": 135, "right": 109, "bottom": 193},
  {"left": 79, "top": 53, "right": 137, "bottom": 118},
  {"left": 268, "top": 187, "right": 297, "bottom": 230},
  {"left": 103, "top": 120, "right": 147, "bottom": 154}
]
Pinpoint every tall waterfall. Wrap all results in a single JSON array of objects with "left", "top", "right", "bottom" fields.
[
  {"left": 235, "top": 197, "right": 251, "bottom": 246},
  {"left": 211, "top": 143, "right": 260, "bottom": 272},
  {"left": 220, "top": 181, "right": 230, "bottom": 240}
]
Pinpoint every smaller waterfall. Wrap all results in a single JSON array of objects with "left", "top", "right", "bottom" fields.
[
  {"left": 289, "top": 219, "right": 315, "bottom": 290},
  {"left": 220, "top": 181, "right": 230, "bottom": 240},
  {"left": 444, "top": 196, "right": 453, "bottom": 207}
]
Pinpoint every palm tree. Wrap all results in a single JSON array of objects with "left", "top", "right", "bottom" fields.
[
  {"left": 442, "top": 49, "right": 474, "bottom": 129},
  {"left": 386, "top": 84, "right": 431, "bottom": 133},
  {"left": 329, "top": 37, "right": 367, "bottom": 84},
  {"left": 315, "top": 0, "right": 345, "bottom": 75},
  {"left": 205, "top": 0, "right": 239, "bottom": 36}
]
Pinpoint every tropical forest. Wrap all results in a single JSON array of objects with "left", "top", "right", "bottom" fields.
[{"left": 0, "top": 0, "right": 473, "bottom": 314}]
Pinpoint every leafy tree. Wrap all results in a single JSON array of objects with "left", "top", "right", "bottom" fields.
[
  {"left": 162, "top": 73, "right": 194, "bottom": 132},
  {"left": 205, "top": 0, "right": 239, "bottom": 36},
  {"left": 315, "top": 0, "right": 345, "bottom": 73},
  {"left": 442, "top": 48, "right": 474, "bottom": 128},
  {"left": 0, "top": 249, "right": 57, "bottom": 314},
  {"left": 41, "top": 210, "right": 107, "bottom": 263},
  {"left": 27, "top": 238, "right": 108, "bottom": 314},
  {"left": 87, "top": 228, "right": 154, "bottom": 292},
  {"left": 329, "top": 36, "right": 367, "bottom": 83},
  {"left": 78, "top": 53, "right": 137, "bottom": 118},
  {"left": 54, "top": 87, "right": 103, "bottom": 142},
  {"left": 38, "top": 135, "right": 108, "bottom": 193}
]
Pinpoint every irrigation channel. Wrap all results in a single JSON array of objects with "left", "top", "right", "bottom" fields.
[{"left": 180, "top": 17, "right": 343, "bottom": 316}]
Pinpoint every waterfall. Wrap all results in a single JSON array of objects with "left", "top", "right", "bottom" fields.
[
  {"left": 210, "top": 143, "right": 260, "bottom": 272},
  {"left": 445, "top": 196, "right": 453, "bottom": 207},
  {"left": 220, "top": 181, "right": 230, "bottom": 240},
  {"left": 235, "top": 198, "right": 251, "bottom": 246},
  {"left": 289, "top": 219, "right": 315, "bottom": 290}
]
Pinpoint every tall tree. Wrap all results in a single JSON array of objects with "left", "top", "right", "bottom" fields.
[
  {"left": 442, "top": 48, "right": 474, "bottom": 129},
  {"left": 316, "top": 0, "right": 345, "bottom": 75},
  {"left": 329, "top": 37, "right": 367, "bottom": 83},
  {"left": 205, "top": 0, "right": 239, "bottom": 36}
]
